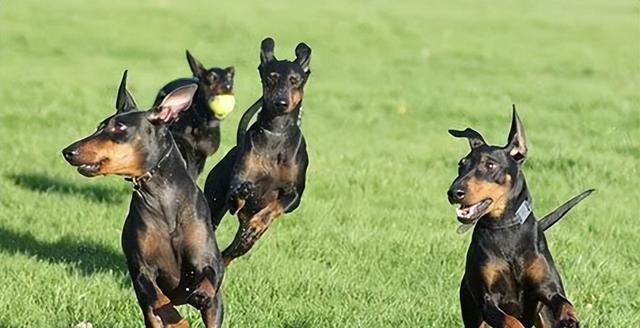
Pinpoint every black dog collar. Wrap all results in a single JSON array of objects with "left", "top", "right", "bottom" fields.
[
  {"left": 129, "top": 147, "right": 173, "bottom": 190},
  {"left": 478, "top": 198, "right": 533, "bottom": 230}
]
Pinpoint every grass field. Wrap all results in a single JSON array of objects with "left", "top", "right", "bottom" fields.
[{"left": 0, "top": 0, "right": 638, "bottom": 327}]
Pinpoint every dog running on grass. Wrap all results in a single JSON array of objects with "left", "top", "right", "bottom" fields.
[{"left": 447, "top": 107, "right": 593, "bottom": 328}]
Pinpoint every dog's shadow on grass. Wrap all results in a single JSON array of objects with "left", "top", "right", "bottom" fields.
[
  {"left": 7, "top": 172, "right": 127, "bottom": 204},
  {"left": 0, "top": 227, "right": 128, "bottom": 279}
]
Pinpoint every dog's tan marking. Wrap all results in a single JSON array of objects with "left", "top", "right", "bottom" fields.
[
  {"left": 525, "top": 256, "right": 548, "bottom": 283},
  {"left": 556, "top": 302, "right": 578, "bottom": 322},
  {"left": 78, "top": 137, "right": 144, "bottom": 176},
  {"left": 480, "top": 257, "right": 509, "bottom": 287},
  {"left": 287, "top": 88, "right": 303, "bottom": 112},
  {"left": 504, "top": 315, "right": 525, "bottom": 328},
  {"left": 534, "top": 313, "right": 550, "bottom": 328},
  {"left": 466, "top": 175, "right": 511, "bottom": 219}
]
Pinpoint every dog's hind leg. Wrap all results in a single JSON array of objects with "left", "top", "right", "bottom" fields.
[
  {"left": 204, "top": 147, "right": 238, "bottom": 229},
  {"left": 282, "top": 142, "right": 308, "bottom": 214},
  {"left": 201, "top": 288, "right": 224, "bottom": 328}
]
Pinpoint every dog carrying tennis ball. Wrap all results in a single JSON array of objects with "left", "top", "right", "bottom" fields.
[{"left": 209, "top": 94, "right": 235, "bottom": 119}]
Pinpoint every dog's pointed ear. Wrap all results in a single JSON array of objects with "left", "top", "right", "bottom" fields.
[
  {"left": 259, "top": 37, "right": 275, "bottom": 68},
  {"left": 225, "top": 66, "right": 235, "bottom": 76},
  {"left": 148, "top": 84, "right": 197, "bottom": 124},
  {"left": 294, "top": 42, "right": 311, "bottom": 74},
  {"left": 505, "top": 105, "right": 527, "bottom": 163},
  {"left": 115, "top": 70, "right": 138, "bottom": 113},
  {"left": 449, "top": 128, "right": 486, "bottom": 149},
  {"left": 186, "top": 50, "right": 206, "bottom": 78}
]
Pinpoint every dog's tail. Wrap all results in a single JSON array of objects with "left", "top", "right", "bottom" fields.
[
  {"left": 539, "top": 189, "right": 595, "bottom": 231},
  {"left": 236, "top": 97, "right": 263, "bottom": 145}
]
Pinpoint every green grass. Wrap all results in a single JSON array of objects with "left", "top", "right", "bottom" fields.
[{"left": 0, "top": 0, "right": 638, "bottom": 327}]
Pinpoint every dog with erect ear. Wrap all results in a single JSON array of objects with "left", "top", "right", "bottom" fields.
[
  {"left": 204, "top": 37, "right": 312, "bottom": 266},
  {"left": 63, "top": 71, "right": 225, "bottom": 328},
  {"left": 447, "top": 106, "right": 593, "bottom": 328},
  {"left": 153, "top": 50, "right": 237, "bottom": 177}
]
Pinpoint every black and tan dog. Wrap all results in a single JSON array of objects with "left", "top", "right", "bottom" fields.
[
  {"left": 447, "top": 108, "right": 592, "bottom": 328},
  {"left": 62, "top": 71, "right": 224, "bottom": 328},
  {"left": 154, "top": 51, "right": 236, "bottom": 178},
  {"left": 204, "top": 38, "right": 311, "bottom": 266}
]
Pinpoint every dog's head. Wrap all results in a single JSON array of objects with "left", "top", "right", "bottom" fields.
[
  {"left": 447, "top": 107, "right": 528, "bottom": 224},
  {"left": 186, "top": 50, "right": 235, "bottom": 119},
  {"left": 258, "top": 37, "right": 311, "bottom": 115},
  {"left": 62, "top": 71, "right": 197, "bottom": 178}
]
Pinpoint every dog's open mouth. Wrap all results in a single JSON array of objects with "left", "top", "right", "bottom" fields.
[
  {"left": 76, "top": 160, "right": 105, "bottom": 177},
  {"left": 456, "top": 199, "right": 492, "bottom": 224}
]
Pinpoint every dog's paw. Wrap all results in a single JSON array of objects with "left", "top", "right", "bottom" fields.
[
  {"left": 555, "top": 318, "right": 579, "bottom": 328},
  {"left": 228, "top": 181, "right": 255, "bottom": 214},
  {"left": 187, "top": 290, "right": 213, "bottom": 310}
]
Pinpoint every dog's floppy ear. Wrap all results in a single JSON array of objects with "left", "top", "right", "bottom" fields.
[
  {"left": 505, "top": 105, "right": 527, "bottom": 163},
  {"left": 260, "top": 37, "right": 276, "bottom": 67},
  {"left": 186, "top": 50, "right": 206, "bottom": 78},
  {"left": 115, "top": 70, "right": 138, "bottom": 113},
  {"left": 449, "top": 128, "right": 486, "bottom": 149},
  {"left": 294, "top": 42, "right": 311, "bottom": 74},
  {"left": 148, "top": 84, "right": 197, "bottom": 124}
]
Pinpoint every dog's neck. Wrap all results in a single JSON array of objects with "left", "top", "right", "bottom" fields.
[
  {"left": 478, "top": 175, "right": 533, "bottom": 230},
  {"left": 130, "top": 139, "right": 194, "bottom": 227},
  {"left": 256, "top": 101, "right": 302, "bottom": 134}
]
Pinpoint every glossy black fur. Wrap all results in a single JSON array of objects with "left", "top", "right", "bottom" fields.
[
  {"left": 204, "top": 38, "right": 311, "bottom": 265},
  {"left": 154, "top": 51, "right": 235, "bottom": 178},
  {"left": 63, "top": 72, "right": 224, "bottom": 328},
  {"left": 447, "top": 109, "right": 580, "bottom": 328}
]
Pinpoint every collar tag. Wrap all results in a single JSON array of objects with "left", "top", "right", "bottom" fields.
[{"left": 515, "top": 199, "right": 532, "bottom": 225}]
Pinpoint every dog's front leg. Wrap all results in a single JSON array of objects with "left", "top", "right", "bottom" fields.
[
  {"left": 222, "top": 201, "right": 284, "bottom": 265},
  {"left": 480, "top": 293, "right": 525, "bottom": 328},
  {"left": 228, "top": 180, "right": 256, "bottom": 215},
  {"left": 186, "top": 266, "right": 223, "bottom": 328},
  {"left": 535, "top": 287, "right": 579, "bottom": 328},
  {"left": 133, "top": 273, "right": 189, "bottom": 328},
  {"left": 526, "top": 256, "right": 579, "bottom": 328}
]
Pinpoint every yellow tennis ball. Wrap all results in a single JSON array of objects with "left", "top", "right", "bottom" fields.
[{"left": 208, "top": 95, "right": 235, "bottom": 119}]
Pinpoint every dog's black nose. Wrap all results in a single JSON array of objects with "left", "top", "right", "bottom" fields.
[
  {"left": 223, "top": 84, "right": 232, "bottom": 92},
  {"left": 62, "top": 147, "right": 78, "bottom": 161},
  {"left": 448, "top": 188, "right": 465, "bottom": 203}
]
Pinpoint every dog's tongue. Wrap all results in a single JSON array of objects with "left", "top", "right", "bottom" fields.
[{"left": 456, "top": 202, "right": 482, "bottom": 219}]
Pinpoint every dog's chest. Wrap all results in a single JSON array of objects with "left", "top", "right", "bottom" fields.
[{"left": 245, "top": 132, "right": 300, "bottom": 181}]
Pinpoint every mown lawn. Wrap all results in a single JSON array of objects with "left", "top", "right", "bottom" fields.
[{"left": 0, "top": 0, "right": 638, "bottom": 327}]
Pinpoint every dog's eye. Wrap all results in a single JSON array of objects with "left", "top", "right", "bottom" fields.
[
  {"left": 208, "top": 74, "right": 218, "bottom": 83},
  {"left": 485, "top": 162, "right": 496, "bottom": 170},
  {"left": 289, "top": 76, "right": 300, "bottom": 85},
  {"left": 267, "top": 73, "right": 279, "bottom": 85}
]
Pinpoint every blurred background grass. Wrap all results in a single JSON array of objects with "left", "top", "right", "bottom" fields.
[{"left": 0, "top": 0, "right": 638, "bottom": 327}]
